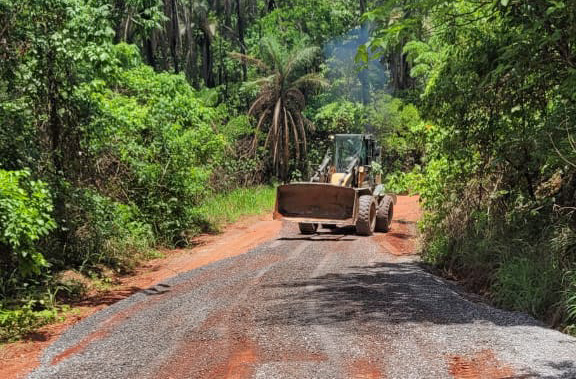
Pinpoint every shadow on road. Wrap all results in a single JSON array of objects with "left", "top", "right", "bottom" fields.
[
  {"left": 278, "top": 225, "right": 359, "bottom": 242},
  {"left": 278, "top": 236, "right": 358, "bottom": 242},
  {"left": 539, "top": 361, "right": 576, "bottom": 379},
  {"left": 551, "top": 361, "right": 576, "bottom": 379},
  {"left": 259, "top": 261, "right": 541, "bottom": 328},
  {"left": 259, "top": 261, "right": 576, "bottom": 377}
]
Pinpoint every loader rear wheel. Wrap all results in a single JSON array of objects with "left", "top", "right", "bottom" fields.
[
  {"left": 356, "top": 195, "right": 376, "bottom": 236},
  {"left": 375, "top": 195, "right": 394, "bottom": 232},
  {"left": 299, "top": 222, "right": 318, "bottom": 234}
]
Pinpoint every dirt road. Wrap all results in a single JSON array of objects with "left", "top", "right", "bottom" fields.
[{"left": 26, "top": 197, "right": 576, "bottom": 378}]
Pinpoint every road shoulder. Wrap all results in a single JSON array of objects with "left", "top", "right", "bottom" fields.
[{"left": 0, "top": 214, "right": 282, "bottom": 379}]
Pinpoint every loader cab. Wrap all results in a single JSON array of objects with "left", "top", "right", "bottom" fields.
[
  {"left": 333, "top": 134, "right": 365, "bottom": 173},
  {"left": 329, "top": 134, "right": 381, "bottom": 188},
  {"left": 332, "top": 134, "right": 379, "bottom": 172}
]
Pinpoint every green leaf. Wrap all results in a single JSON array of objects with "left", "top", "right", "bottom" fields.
[{"left": 355, "top": 44, "right": 369, "bottom": 64}]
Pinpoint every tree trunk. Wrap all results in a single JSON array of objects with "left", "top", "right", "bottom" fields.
[
  {"left": 169, "top": 0, "right": 179, "bottom": 73},
  {"left": 267, "top": 0, "right": 276, "bottom": 12},
  {"left": 388, "top": 44, "right": 414, "bottom": 92},
  {"left": 113, "top": 0, "right": 127, "bottom": 43},
  {"left": 236, "top": 0, "right": 247, "bottom": 81},
  {"left": 201, "top": 26, "right": 215, "bottom": 87},
  {"left": 144, "top": 37, "right": 157, "bottom": 69},
  {"left": 157, "top": 28, "right": 170, "bottom": 71},
  {"left": 359, "top": 0, "right": 370, "bottom": 104},
  {"left": 183, "top": 5, "right": 198, "bottom": 86}
]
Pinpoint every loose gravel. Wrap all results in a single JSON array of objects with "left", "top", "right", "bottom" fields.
[{"left": 28, "top": 224, "right": 576, "bottom": 378}]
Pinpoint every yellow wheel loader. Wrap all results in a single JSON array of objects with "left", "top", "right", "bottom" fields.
[{"left": 274, "top": 134, "right": 397, "bottom": 236}]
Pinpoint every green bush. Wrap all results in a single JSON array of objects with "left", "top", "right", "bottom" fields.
[
  {"left": 0, "top": 305, "right": 59, "bottom": 342},
  {"left": 54, "top": 187, "right": 154, "bottom": 273},
  {"left": 0, "top": 170, "right": 56, "bottom": 278},
  {"left": 367, "top": 92, "right": 426, "bottom": 174},
  {"left": 83, "top": 60, "right": 228, "bottom": 243},
  {"left": 382, "top": 166, "right": 424, "bottom": 194},
  {"left": 313, "top": 101, "right": 364, "bottom": 135}
]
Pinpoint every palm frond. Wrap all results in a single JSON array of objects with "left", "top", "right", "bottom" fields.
[
  {"left": 272, "top": 97, "right": 282, "bottom": 137},
  {"left": 248, "top": 93, "right": 272, "bottom": 116},
  {"left": 253, "top": 109, "right": 271, "bottom": 153},
  {"left": 291, "top": 73, "right": 329, "bottom": 91},
  {"left": 295, "top": 111, "right": 308, "bottom": 154},
  {"left": 285, "top": 46, "right": 321, "bottom": 78},
  {"left": 245, "top": 75, "right": 277, "bottom": 88},
  {"left": 229, "top": 52, "right": 270, "bottom": 71},
  {"left": 260, "top": 37, "right": 285, "bottom": 74},
  {"left": 283, "top": 107, "right": 290, "bottom": 172},
  {"left": 271, "top": 98, "right": 283, "bottom": 165}
]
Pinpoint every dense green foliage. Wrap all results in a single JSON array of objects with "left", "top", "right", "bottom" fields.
[
  {"left": 0, "top": 0, "right": 378, "bottom": 341},
  {"left": 3, "top": 0, "right": 575, "bottom": 339},
  {"left": 0, "top": 170, "right": 55, "bottom": 278},
  {"left": 86, "top": 51, "right": 228, "bottom": 240},
  {"left": 363, "top": 0, "right": 576, "bottom": 332}
]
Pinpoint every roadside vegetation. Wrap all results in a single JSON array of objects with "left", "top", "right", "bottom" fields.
[
  {"left": 194, "top": 186, "right": 276, "bottom": 231},
  {"left": 1, "top": 0, "right": 575, "bottom": 341},
  {"left": 0, "top": 0, "right": 394, "bottom": 342},
  {"left": 360, "top": 0, "right": 576, "bottom": 334}
]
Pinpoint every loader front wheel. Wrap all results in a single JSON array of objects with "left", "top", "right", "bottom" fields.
[
  {"left": 299, "top": 222, "right": 318, "bottom": 234},
  {"left": 356, "top": 195, "right": 376, "bottom": 236},
  {"left": 375, "top": 195, "right": 394, "bottom": 232}
]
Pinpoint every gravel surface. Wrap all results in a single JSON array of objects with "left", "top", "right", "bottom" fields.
[{"left": 28, "top": 224, "right": 576, "bottom": 379}]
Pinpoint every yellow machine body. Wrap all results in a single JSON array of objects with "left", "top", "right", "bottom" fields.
[{"left": 273, "top": 134, "right": 394, "bottom": 234}]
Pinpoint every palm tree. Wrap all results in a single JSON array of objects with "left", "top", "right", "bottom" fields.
[{"left": 231, "top": 38, "right": 328, "bottom": 181}]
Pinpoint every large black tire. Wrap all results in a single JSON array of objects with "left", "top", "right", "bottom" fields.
[
  {"left": 299, "top": 222, "right": 318, "bottom": 234},
  {"left": 375, "top": 195, "right": 394, "bottom": 232},
  {"left": 355, "top": 195, "right": 376, "bottom": 236}
]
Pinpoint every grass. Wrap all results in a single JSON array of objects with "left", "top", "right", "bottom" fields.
[
  {"left": 196, "top": 185, "right": 277, "bottom": 231},
  {"left": 0, "top": 186, "right": 277, "bottom": 342},
  {"left": 423, "top": 214, "right": 573, "bottom": 330}
]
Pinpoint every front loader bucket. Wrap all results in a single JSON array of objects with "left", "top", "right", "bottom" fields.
[{"left": 274, "top": 183, "right": 357, "bottom": 223}]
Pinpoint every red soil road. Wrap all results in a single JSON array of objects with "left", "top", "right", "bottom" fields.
[
  {"left": 349, "top": 359, "right": 385, "bottom": 379},
  {"left": 1, "top": 196, "right": 421, "bottom": 379},
  {"left": 373, "top": 195, "right": 421, "bottom": 255},
  {"left": 448, "top": 350, "right": 515, "bottom": 379},
  {"left": 24, "top": 194, "right": 576, "bottom": 378},
  {"left": 8, "top": 195, "right": 529, "bottom": 379},
  {"left": 0, "top": 196, "right": 422, "bottom": 379},
  {"left": 0, "top": 214, "right": 282, "bottom": 379},
  {"left": 145, "top": 196, "right": 425, "bottom": 379}
]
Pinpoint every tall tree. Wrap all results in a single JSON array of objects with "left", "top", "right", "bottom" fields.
[
  {"left": 359, "top": 0, "right": 370, "bottom": 104},
  {"left": 232, "top": 38, "right": 327, "bottom": 180},
  {"left": 236, "top": 0, "right": 247, "bottom": 81}
]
